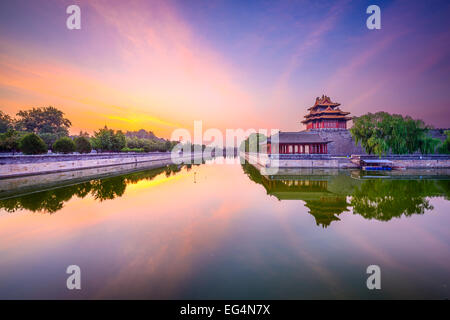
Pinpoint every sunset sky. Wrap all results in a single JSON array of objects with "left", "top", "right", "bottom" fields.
[{"left": 0, "top": 0, "right": 449, "bottom": 138}]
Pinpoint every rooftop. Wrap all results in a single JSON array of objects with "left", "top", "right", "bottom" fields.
[
  {"left": 266, "top": 131, "right": 330, "bottom": 144},
  {"left": 308, "top": 95, "right": 341, "bottom": 110}
]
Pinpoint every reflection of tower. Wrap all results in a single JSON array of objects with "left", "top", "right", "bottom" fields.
[
  {"left": 241, "top": 162, "right": 350, "bottom": 228},
  {"left": 304, "top": 197, "right": 349, "bottom": 228},
  {"left": 272, "top": 179, "right": 349, "bottom": 228},
  {"left": 193, "top": 171, "right": 197, "bottom": 184}
]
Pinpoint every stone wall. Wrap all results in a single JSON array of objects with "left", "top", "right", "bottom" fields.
[
  {"left": 0, "top": 160, "right": 171, "bottom": 198},
  {"left": 244, "top": 152, "right": 450, "bottom": 171},
  {"left": 0, "top": 152, "right": 202, "bottom": 179},
  {"left": 244, "top": 153, "right": 358, "bottom": 174},
  {"left": 312, "top": 129, "right": 365, "bottom": 155}
]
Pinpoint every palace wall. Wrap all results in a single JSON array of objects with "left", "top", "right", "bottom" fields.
[
  {"left": 311, "top": 129, "right": 365, "bottom": 155},
  {"left": 0, "top": 152, "right": 202, "bottom": 179}
]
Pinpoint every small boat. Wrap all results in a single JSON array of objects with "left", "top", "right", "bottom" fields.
[
  {"left": 362, "top": 166, "right": 392, "bottom": 171},
  {"left": 360, "top": 159, "right": 393, "bottom": 171}
]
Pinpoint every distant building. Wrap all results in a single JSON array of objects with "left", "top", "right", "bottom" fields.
[{"left": 301, "top": 95, "right": 351, "bottom": 130}]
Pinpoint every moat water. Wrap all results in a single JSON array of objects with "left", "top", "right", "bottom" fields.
[{"left": 0, "top": 158, "right": 449, "bottom": 299}]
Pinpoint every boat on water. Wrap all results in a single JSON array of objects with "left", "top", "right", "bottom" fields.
[{"left": 361, "top": 159, "right": 393, "bottom": 171}]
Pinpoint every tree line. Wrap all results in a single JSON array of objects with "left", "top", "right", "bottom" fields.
[
  {"left": 350, "top": 112, "right": 450, "bottom": 156},
  {"left": 0, "top": 107, "right": 178, "bottom": 155}
]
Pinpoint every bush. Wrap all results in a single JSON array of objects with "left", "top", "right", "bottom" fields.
[
  {"left": 121, "top": 147, "right": 144, "bottom": 153},
  {"left": 74, "top": 136, "right": 92, "bottom": 153},
  {"left": 52, "top": 137, "right": 75, "bottom": 154},
  {"left": 0, "top": 130, "right": 22, "bottom": 153},
  {"left": 19, "top": 133, "right": 48, "bottom": 155}
]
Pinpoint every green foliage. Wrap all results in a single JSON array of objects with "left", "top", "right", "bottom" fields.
[
  {"left": 350, "top": 112, "right": 438, "bottom": 156},
  {"left": 52, "top": 137, "right": 76, "bottom": 154},
  {"left": 39, "top": 132, "right": 63, "bottom": 149},
  {"left": 240, "top": 133, "right": 267, "bottom": 152},
  {"left": 111, "top": 130, "right": 126, "bottom": 152},
  {"left": 74, "top": 136, "right": 92, "bottom": 153},
  {"left": 0, "top": 129, "right": 23, "bottom": 153},
  {"left": 0, "top": 111, "right": 14, "bottom": 133},
  {"left": 125, "top": 136, "right": 175, "bottom": 152},
  {"left": 19, "top": 133, "right": 48, "bottom": 155},
  {"left": 125, "top": 129, "right": 158, "bottom": 140},
  {"left": 438, "top": 130, "right": 450, "bottom": 154},
  {"left": 91, "top": 126, "right": 126, "bottom": 152},
  {"left": 121, "top": 147, "right": 144, "bottom": 153},
  {"left": 15, "top": 106, "right": 71, "bottom": 135}
]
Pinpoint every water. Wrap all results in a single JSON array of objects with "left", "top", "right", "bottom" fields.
[{"left": 0, "top": 159, "right": 449, "bottom": 299}]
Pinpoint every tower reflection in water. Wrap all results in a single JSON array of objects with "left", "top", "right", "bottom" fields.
[{"left": 241, "top": 162, "right": 450, "bottom": 228}]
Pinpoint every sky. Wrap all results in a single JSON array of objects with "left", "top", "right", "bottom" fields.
[{"left": 0, "top": 0, "right": 449, "bottom": 138}]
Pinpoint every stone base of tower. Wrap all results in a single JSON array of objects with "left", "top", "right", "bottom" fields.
[{"left": 310, "top": 129, "right": 365, "bottom": 156}]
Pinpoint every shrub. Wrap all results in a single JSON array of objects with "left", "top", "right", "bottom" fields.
[
  {"left": 121, "top": 147, "right": 144, "bottom": 153},
  {"left": 52, "top": 137, "right": 75, "bottom": 154},
  {"left": 74, "top": 136, "right": 92, "bottom": 153},
  {"left": 0, "top": 130, "right": 22, "bottom": 153},
  {"left": 19, "top": 133, "right": 48, "bottom": 155}
]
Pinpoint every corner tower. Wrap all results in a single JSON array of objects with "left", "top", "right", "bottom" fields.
[{"left": 301, "top": 95, "right": 351, "bottom": 130}]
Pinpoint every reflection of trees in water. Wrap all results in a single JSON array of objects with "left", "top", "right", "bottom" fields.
[
  {"left": 0, "top": 164, "right": 189, "bottom": 214},
  {"left": 349, "top": 179, "right": 442, "bottom": 221},
  {"left": 241, "top": 162, "right": 449, "bottom": 226}
]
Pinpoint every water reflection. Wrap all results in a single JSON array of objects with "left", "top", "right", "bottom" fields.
[
  {"left": 2, "top": 161, "right": 450, "bottom": 229},
  {"left": 241, "top": 162, "right": 450, "bottom": 227},
  {"left": 0, "top": 164, "right": 192, "bottom": 214}
]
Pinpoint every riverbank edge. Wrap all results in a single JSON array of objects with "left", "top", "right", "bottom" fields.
[
  {"left": 0, "top": 152, "right": 201, "bottom": 179},
  {"left": 244, "top": 152, "right": 450, "bottom": 173}
]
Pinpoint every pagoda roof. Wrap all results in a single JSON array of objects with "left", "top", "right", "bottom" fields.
[
  {"left": 308, "top": 95, "right": 340, "bottom": 110},
  {"left": 301, "top": 115, "right": 352, "bottom": 124},
  {"left": 305, "top": 108, "right": 350, "bottom": 118}
]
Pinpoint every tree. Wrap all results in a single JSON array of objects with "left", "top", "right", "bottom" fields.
[
  {"left": 91, "top": 126, "right": 114, "bottom": 151},
  {"left": 19, "top": 133, "right": 48, "bottom": 155},
  {"left": 74, "top": 136, "right": 92, "bottom": 153},
  {"left": 438, "top": 130, "right": 450, "bottom": 154},
  {"left": 111, "top": 130, "right": 126, "bottom": 152},
  {"left": 240, "top": 133, "right": 267, "bottom": 153},
  {"left": 0, "top": 111, "right": 14, "bottom": 133},
  {"left": 53, "top": 137, "right": 76, "bottom": 154},
  {"left": 165, "top": 140, "right": 173, "bottom": 151},
  {"left": 91, "top": 126, "right": 126, "bottom": 152},
  {"left": 39, "top": 132, "right": 62, "bottom": 149},
  {"left": 0, "top": 129, "right": 22, "bottom": 153},
  {"left": 15, "top": 106, "right": 71, "bottom": 135},
  {"left": 350, "top": 112, "right": 438, "bottom": 156}
]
